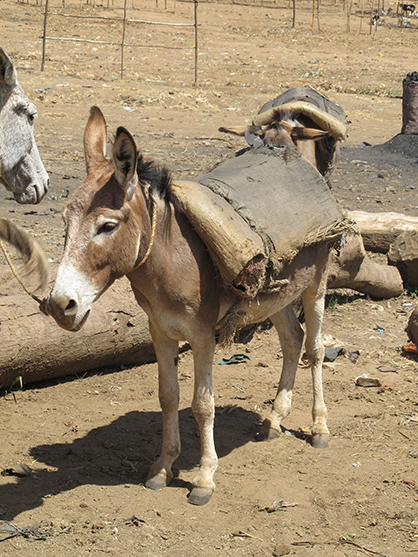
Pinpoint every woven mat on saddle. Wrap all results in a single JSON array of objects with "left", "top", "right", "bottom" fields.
[{"left": 171, "top": 146, "right": 355, "bottom": 298}]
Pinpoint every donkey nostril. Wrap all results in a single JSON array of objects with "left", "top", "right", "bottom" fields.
[{"left": 65, "top": 299, "right": 77, "bottom": 312}]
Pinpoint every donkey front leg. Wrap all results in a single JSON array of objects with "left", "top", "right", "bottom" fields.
[
  {"left": 188, "top": 339, "right": 218, "bottom": 506},
  {"left": 302, "top": 282, "right": 329, "bottom": 449},
  {"left": 258, "top": 305, "right": 304, "bottom": 441},
  {"left": 145, "top": 323, "right": 181, "bottom": 491}
]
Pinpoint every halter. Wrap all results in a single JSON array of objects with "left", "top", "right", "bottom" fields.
[{"left": 131, "top": 193, "right": 157, "bottom": 271}]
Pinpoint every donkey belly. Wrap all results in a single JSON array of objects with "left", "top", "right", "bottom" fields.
[{"left": 217, "top": 244, "right": 329, "bottom": 332}]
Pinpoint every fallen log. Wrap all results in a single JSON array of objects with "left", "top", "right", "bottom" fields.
[
  {"left": 388, "top": 230, "right": 418, "bottom": 287},
  {"left": 0, "top": 224, "right": 405, "bottom": 391},
  {"left": 327, "top": 234, "right": 404, "bottom": 298},
  {"left": 348, "top": 210, "right": 418, "bottom": 253},
  {"left": 0, "top": 275, "right": 155, "bottom": 389}
]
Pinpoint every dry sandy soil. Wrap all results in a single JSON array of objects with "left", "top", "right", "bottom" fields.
[{"left": 1, "top": 0, "right": 418, "bottom": 555}]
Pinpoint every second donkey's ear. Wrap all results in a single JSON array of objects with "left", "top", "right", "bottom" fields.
[
  {"left": 0, "top": 48, "right": 17, "bottom": 88},
  {"left": 112, "top": 127, "right": 138, "bottom": 201}
]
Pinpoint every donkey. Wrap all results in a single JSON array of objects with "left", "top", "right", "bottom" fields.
[
  {"left": 45, "top": 106, "right": 331, "bottom": 506},
  {"left": 0, "top": 47, "right": 49, "bottom": 204},
  {"left": 220, "top": 87, "right": 347, "bottom": 183}
]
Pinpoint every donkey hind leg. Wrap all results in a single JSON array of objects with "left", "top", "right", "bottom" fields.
[
  {"left": 302, "top": 281, "right": 329, "bottom": 449},
  {"left": 145, "top": 324, "right": 181, "bottom": 491},
  {"left": 188, "top": 338, "right": 218, "bottom": 506},
  {"left": 258, "top": 305, "right": 304, "bottom": 441}
]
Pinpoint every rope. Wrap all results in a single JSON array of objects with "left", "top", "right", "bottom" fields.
[
  {"left": 131, "top": 193, "right": 157, "bottom": 271},
  {"left": 0, "top": 238, "right": 44, "bottom": 305}
]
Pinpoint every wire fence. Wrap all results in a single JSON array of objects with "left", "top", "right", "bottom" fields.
[
  {"left": 17, "top": 0, "right": 414, "bottom": 83},
  {"left": 40, "top": 0, "right": 199, "bottom": 81}
]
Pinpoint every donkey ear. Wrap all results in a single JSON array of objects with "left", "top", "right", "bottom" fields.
[
  {"left": 112, "top": 127, "right": 138, "bottom": 201},
  {"left": 218, "top": 126, "right": 248, "bottom": 137},
  {"left": 84, "top": 106, "right": 107, "bottom": 172},
  {"left": 0, "top": 48, "right": 17, "bottom": 88},
  {"left": 291, "top": 127, "right": 331, "bottom": 141}
]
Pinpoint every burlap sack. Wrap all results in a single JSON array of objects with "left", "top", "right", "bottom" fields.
[{"left": 172, "top": 146, "right": 354, "bottom": 297}]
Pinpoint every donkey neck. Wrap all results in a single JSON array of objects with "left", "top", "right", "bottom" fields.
[{"left": 127, "top": 191, "right": 219, "bottom": 320}]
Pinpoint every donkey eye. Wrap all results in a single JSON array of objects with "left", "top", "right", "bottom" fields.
[{"left": 97, "top": 222, "right": 118, "bottom": 234}]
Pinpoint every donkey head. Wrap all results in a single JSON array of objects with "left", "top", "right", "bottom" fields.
[
  {"left": 0, "top": 48, "right": 49, "bottom": 204},
  {"left": 46, "top": 106, "right": 149, "bottom": 331}
]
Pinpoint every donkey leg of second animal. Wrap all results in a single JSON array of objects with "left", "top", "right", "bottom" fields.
[
  {"left": 145, "top": 324, "right": 181, "bottom": 491},
  {"left": 188, "top": 337, "right": 218, "bottom": 506},
  {"left": 258, "top": 305, "right": 304, "bottom": 441},
  {"left": 301, "top": 281, "right": 329, "bottom": 448}
]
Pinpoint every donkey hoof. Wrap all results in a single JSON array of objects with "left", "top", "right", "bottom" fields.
[
  {"left": 312, "top": 433, "right": 329, "bottom": 449},
  {"left": 188, "top": 487, "right": 213, "bottom": 506},
  {"left": 145, "top": 472, "right": 169, "bottom": 491},
  {"left": 256, "top": 420, "right": 281, "bottom": 442}
]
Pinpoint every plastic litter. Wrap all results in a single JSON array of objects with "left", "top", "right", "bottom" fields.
[
  {"left": 324, "top": 346, "right": 346, "bottom": 362},
  {"left": 218, "top": 354, "right": 250, "bottom": 365}
]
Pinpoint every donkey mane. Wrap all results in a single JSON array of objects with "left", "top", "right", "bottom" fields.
[{"left": 136, "top": 154, "right": 172, "bottom": 200}]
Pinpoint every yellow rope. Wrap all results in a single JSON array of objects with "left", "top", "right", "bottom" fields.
[
  {"left": 132, "top": 193, "right": 157, "bottom": 271},
  {"left": 0, "top": 237, "right": 44, "bottom": 304}
]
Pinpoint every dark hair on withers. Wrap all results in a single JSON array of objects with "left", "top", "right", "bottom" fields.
[{"left": 137, "top": 154, "right": 172, "bottom": 200}]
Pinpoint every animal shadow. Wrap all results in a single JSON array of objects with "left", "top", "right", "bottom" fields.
[{"left": 0, "top": 406, "right": 259, "bottom": 520}]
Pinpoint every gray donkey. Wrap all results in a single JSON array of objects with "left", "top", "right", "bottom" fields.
[
  {"left": 0, "top": 47, "right": 48, "bottom": 204},
  {"left": 0, "top": 48, "right": 49, "bottom": 291}
]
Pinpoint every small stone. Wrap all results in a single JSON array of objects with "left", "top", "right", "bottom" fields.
[
  {"left": 377, "top": 366, "right": 397, "bottom": 373},
  {"left": 355, "top": 375, "right": 381, "bottom": 387},
  {"left": 273, "top": 543, "right": 292, "bottom": 556}
]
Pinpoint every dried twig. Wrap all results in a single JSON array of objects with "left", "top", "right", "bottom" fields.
[
  {"left": 0, "top": 520, "right": 69, "bottom": 542},
  {"left": 340, "top": 538, "right": 387, "bottom": 556},
  {"left": 259, "top": 499, "right": 298, "bottom": 512},
  {"left": 399, "top": 430, "right": 412, "bottom": 441},
  {"left": 291, "top": 538, "right": 387, "bottom": 556},
  {"left": 231, "top": 530, "right": 264, "bottom": 542}
]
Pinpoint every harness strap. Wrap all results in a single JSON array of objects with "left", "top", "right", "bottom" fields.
[{"left": 131, "top": 193, "right": 157, "bottom": 271}]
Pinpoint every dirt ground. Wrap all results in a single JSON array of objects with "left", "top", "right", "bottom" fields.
[{"left": 1, "top": 0, "right": 418, "bottom": 555}]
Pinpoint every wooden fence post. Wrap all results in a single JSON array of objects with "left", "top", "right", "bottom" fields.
[
  {"left": 41, "top": 0, "right": 49, "bottom": 71},
  {"left": 346, "top": 0, "right": 353, "bottom": 31},
  {"left": 312, "top": 0, "right": 320, "bottom": 31},
  {"left": 359, "top": 0, "right": 364, "bottom": 33},
  {"left": 121, "top": 0, "right": 128, "bottom": 79},
  {"left": 316, "top": 0, "right": 321, "bottom": 30},
  {"left": 194, "top": 0, "right": 198, "bottom": 84},
  {"left": 370, "top": 0, "right": 375, "bottom": 33}
]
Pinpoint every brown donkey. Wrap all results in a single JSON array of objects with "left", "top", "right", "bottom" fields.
[{"left": 46, "top": 106, "right": 331, "bottom": 506}]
